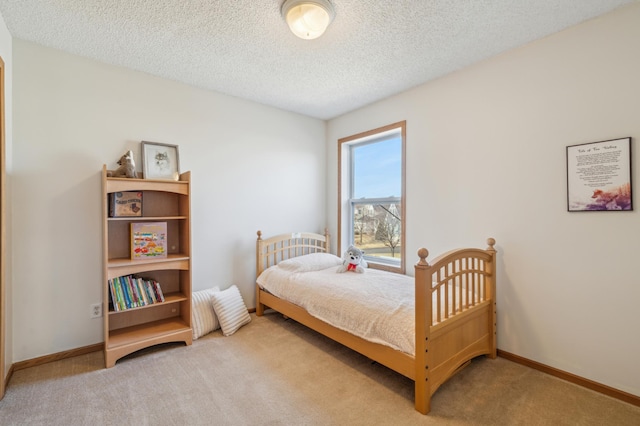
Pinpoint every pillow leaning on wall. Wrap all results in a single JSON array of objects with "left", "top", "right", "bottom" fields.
[
  {"left": 192, "top": 286, "right": 221, "bottom": 340},
  {"left": 210, "top": 285, "right": 252, "bottom": 336}
]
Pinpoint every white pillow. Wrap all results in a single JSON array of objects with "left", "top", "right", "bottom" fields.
[
  {"left": 210, "top": 285, "right": 251, "bottom": 336},
  {"left": 191, "top": 286, "right": 220, "bottom": 340},
  {"left": 277, "top": 252, "right": 342, "bottom": 272}
]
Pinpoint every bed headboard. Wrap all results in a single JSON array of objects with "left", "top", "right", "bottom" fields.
[{"left": 256, "top": 229, "right": 331, "bottom": 276}]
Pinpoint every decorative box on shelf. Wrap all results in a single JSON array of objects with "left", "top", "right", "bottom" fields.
[{"left": 109, "top": 191, "right": 143, "bottom": 217}]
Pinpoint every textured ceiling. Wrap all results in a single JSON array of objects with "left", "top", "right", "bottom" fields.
[{"left": 0, "top": 0, "right": 635, "bottom": 120}]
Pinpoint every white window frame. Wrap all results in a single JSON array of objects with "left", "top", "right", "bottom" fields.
[{"left": 338, "top": 121, "right": 406, "bottom": 274}]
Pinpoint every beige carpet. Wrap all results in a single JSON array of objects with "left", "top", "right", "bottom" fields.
[{"left": 1, "top": 313, "right": 639, "bottom": 425}]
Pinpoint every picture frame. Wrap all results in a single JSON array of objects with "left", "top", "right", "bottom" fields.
[
  {"left": 141, "top": 141, "right": 180, "bottom": 180},
  {"left": 566, "top": 137, "right": 632, "bottom": 212}
]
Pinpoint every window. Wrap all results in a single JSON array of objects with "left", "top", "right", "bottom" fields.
[{"left": 338, "top": 121, "right": 406, "bottom": 273}]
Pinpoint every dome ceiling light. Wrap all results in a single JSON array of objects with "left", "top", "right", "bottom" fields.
[{"left": 281, "top": 0, "right": 335, "bottom": 40}]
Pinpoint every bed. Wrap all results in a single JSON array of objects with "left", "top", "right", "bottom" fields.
[{"left": 255, "top": 230, "right": 497, "bottom": 414}]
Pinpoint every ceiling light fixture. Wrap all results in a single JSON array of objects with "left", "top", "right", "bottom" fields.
[{"left": 281, "top": 0, "right": 335, "bottom": 40}]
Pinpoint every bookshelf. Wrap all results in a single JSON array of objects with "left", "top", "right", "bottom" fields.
[{"left": 102, "top": 165, "right": 192, "bottom": 367}]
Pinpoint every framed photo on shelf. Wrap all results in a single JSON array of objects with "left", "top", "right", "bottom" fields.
[
  {"left": 566, "top": 137, "right": 632, "bottom": 212},
  {"left": 141, "top": 141, "right": 180, "bottom": 180}
]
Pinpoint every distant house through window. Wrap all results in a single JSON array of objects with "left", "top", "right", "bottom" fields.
[{"left": 338, "top": 121, "right": 406, "bottom": 273}]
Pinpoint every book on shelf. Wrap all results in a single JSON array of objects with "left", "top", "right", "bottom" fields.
[
  {"left": 131, "top": 222, "right": 168, "bottom": 260},
  {"left": 108, "top": 279, "right": 119, "bottom": 311},
  {"left": 127, "top": 275, "right": 141, "bottom": 307},
  {"left": 109, "top": 191, "right": 143, "bottom": 217},
  {"left": 135, "top": 278, "right": 148, "bottom": 305},
  {"left": 115, "top": 276, "right": 133, "bottom": 310},
  {"left": 120, "top": 276, "right": 134, "bottom": 308},
  {"left": 108, "top": 275, "right": 165, "bottom": 311}
]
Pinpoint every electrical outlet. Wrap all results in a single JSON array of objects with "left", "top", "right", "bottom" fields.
[{"left": 90, "top": 303, "right": 102, "bottom": 318}]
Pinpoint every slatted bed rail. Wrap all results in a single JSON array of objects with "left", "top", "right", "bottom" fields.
[
  {"left": 256, "top": 229, "right": 330, "bottom": 268},
  {"left": 430, "top": 247, "right": 494, "bottom": 324}
]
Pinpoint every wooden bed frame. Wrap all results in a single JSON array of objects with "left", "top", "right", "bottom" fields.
[{"left": 255, "top": 230, "right": 497, "bottom": 415}]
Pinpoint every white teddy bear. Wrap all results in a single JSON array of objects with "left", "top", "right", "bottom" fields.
[{"left": 337, "top": 245, "right": 368, "bottom": 273}]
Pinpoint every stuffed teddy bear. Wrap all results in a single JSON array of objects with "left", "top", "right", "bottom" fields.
[
  {"left": 107, "top": 150, "right": 137, "bottom": 178},
  {"left": 337, "top": 245, "right": 368, "bottom": 273}
]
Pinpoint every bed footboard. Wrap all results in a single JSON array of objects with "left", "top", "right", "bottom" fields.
[{"left": 414, "top": 238, "right": 497, "bottom": 414}]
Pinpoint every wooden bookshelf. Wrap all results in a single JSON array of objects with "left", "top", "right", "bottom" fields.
[{"left": 102, "top": 165, "right": 192, "bottom": 367}]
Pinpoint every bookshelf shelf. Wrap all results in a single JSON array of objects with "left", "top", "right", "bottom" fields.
[
  {"left": 108, "top": 216, "right": 188, "bottom": 222},
  {"left": 102, "top": 165, "right": 192, "bottom": 367},
  {"left": 107, "top": 292, "right": 188, "bottom": 316},
  {"left": 108, "top": 318, "right": 191, "bottom": 348},
  {"left": 106, "top": 318, "right": 192, "bottom": 363}
]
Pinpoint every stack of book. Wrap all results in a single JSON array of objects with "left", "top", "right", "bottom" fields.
[{"left": 108, "top": 275, "right": 165, "bottom": 311}]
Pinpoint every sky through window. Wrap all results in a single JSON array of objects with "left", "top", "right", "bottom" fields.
[{"left": 353, "top": 137, "right": 401, "bottom": 199}]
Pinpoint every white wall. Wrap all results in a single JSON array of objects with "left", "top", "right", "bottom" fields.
[
  {"left": 0, "top": 8, "right": 12, "bottom": 385},
  {"left": 12, "top": 40, "right": 326, "bottom": 361},
  {"left": 328, "top": 4, "right": 640, "bottom": 397}
]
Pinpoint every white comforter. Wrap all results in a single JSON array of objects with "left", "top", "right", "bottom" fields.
[{"left": 257, "top": 265, "right": 416, "bottom": 355}]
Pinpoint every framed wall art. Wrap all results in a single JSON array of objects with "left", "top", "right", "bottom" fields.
[
  {"left": 566, "top": 137, "right": 632, "bottom": 212},
  {"left": 141, "top": 141, "right": 180, "bottom": 180}
]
